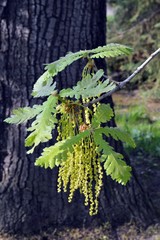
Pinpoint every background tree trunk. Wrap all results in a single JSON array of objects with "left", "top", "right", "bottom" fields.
[{"left": 0, "top": 0, "right": 158, "bottom": 235}]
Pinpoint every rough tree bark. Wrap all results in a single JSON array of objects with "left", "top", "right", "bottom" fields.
[{"left": 0, "top": 0, "right": 158, "bottom": 235}]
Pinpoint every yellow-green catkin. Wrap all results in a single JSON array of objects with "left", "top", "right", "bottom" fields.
[
  {"left": 57, "top": 100, "right": 103, "bottom": 215},
  {"left": 57, "top": 101, "right": 78, "bottom": 141},
  {"left": 57, "top": 136, "right": 103, "bottom": 215}
]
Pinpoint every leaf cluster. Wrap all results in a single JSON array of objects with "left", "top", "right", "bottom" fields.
[
  {"left": 4, "top": 43, "right": 134, "bottom": 188},
  {"left": 5, "top": 96, "right": 58, "bottom": 154},
  {"left": 35, "top": 104, "right": 135, "bottom": 185},
  {"left": 60, "top": 70, "right": 115, "bottom": 100},
  {"left": 32, "top": 44, "right": 132, "bottom": 98}
]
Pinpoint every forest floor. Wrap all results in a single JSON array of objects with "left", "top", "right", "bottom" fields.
[
  {"left": 0, "top": 90, "right": 160, "bottom": 240},
  {"left": 0, "top": 223, "right": 160, "bottom": 240}
]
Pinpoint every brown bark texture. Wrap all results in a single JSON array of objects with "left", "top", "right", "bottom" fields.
[{"left": 0, "top": 0, "right": 158, "bottom": 234}]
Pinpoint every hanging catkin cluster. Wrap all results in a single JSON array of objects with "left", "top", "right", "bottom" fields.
[
  {"left": 5, "top": 44, "right": 135, "bottom": 217},
  {"left": 57, "top": 100, "right": 103, "bottom": 215}
]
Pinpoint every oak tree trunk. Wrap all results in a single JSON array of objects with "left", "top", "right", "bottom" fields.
[{"left": 0, "top": 0, "right": 157, "bottom": 234}]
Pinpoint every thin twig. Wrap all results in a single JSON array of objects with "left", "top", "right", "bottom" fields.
[{"left": 85, "top": 48, "right": 160, "bottom": 107}]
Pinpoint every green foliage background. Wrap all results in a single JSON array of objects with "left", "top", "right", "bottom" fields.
[
  {"left": 107, "top": 0, "right": 160, "bottom": 98},
  {"left": 107, "top": 0, "right": 160, "bottom": 159},
  {"left": 115, "top": 104, "right": 160, "bottom": 157}
]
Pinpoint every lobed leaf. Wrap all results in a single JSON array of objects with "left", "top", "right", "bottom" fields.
[
  {"left": 102, "top": 127, "right": 136, "bottom": 148},
  {"left": 35, "top": 130, "right": 91, "bottom": 169},
  {"left": 25, "top": 95, "right": 58, "bottom": 153},
  {"left": 32, "top": 44, "right": 131, "bottom": 97},
  {"left": 104, "top": 154, "right": 132, "bottom": 185},
  {"left": 92, "top": 103, "right": 114, "bottom": 128},
  {"left": 89, "top": 43, "right": 133, "bottom": 59},
  {"left": 45, "top": 51, "right": 88, "bottom": 73},
  {"left": 93, "top": 128, "right": 132, "bottom": 185},
  {"left": 4, "top": 105, "right": 43, "bottom": 124},
  {"left": 33, "top": 80, "right": 57, "bottom": 98},
  {"left": 60, "top": 70, "right": 115, "bottom": 100},
  {"left": 32, "top": 71, "right": 53, "bottom": 97}
]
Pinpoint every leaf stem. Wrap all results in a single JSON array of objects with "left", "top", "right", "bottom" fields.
[{"left": 85, "top": 48, "right": 160, "bottom": 107}]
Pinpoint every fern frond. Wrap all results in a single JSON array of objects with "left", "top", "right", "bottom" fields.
[
  {"left": 89, "top": 43, "right": 133, "bottom": 59},
  {"left": 4, "top": 105, "right": 43, "bottom": 124},
  {"left": 104, "top": 154, "right": 132, "bottom": 185},
  {"left": 60, "top": 70, "right": 115, "bottom": 99},
  {"left": 25, "top": 96, "right": 58, "bottom": 153},
  {"left": 35, "top": 130, "right": 90, "bottom": 168},
  {"left": 92, "top": 103, "right": 114, "bottom": 128}
]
